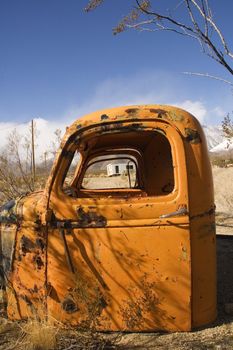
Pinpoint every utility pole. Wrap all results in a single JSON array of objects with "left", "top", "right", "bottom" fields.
[
  {"left": 31, "top": 119, "right": 36, "bottom": 188},
  {"left": 44, "top": 151, "right": 48, "bottom": 170}
]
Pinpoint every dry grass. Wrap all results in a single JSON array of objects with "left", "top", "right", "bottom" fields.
[
  {"left": 0, "top": 317, "right": 119, "bottom": 349},
  {"left": 19, "top": 319, "right": 57, "bottom": 350},
  {"left": 0, "top": 317, "right": 116, "bottom": 350},
  {"left": 0, "top": 317, "right": 12, "bottom": 334}
]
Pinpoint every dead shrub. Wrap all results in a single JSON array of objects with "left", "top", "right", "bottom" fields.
[
  {"left": 20, "top": 319, "right": 57, "bottom": 350},
  {"left": 0, "top": 316, "right": 13, "bottom": 334}
]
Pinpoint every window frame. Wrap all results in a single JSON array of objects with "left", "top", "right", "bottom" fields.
[
  {"left": 52, "top": 120, "right": 182, "bottom": 203},
  {"left": 80, "top": 154, "right": 139, "bottom": 190},
  {"left": 76, "top": 148, "right": 145, "bottom": 194}
]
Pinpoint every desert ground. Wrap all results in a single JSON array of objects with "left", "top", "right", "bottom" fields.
[
  {"left": 213, "top": 167, "right": 233, "bottom": 236},
  {"left": 0, "top": 167, "right": 233, "bottom": 349}
]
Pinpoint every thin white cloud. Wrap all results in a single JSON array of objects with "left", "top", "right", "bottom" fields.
[
  {"left": 0, "top": 72, "right": 228, "bottom": 159},
  {"left": 64, "top": 71, "right": 178, "bottom": 120},
  {"left": 0, "top": 118, "right": 68, "bottom": 161},
  {"left": 211, "top": 106, "right": 226, "bottom": 118},
  {"left": 173, "top": 100, "right": 207, "bottom": 123},
  {"left": 65, "top": 73, "right": 226, "bottom": 126}
]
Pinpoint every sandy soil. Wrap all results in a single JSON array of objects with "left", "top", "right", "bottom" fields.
[
  {"left": 213, "top": 167, "right": 233, "bottom": 236},
  {"left": 82, "top": 174, "right": 137, "bottom": 189}
]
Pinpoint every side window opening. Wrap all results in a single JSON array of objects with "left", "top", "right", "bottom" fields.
[
  {"left": 62, "top": 130, "right": 175, "bottom": 197},
  {"left": 63, "top": 151, "right": 81, "bottom": 194},
  {"left": 81, "top": 154, "right": 139, "bottom": 190}
]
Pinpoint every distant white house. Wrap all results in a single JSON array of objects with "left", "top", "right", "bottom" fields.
[{"left": 107, "top": 162, "right": 135, "bottom": 176}]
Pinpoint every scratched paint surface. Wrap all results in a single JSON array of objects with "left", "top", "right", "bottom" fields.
[
  {"left": 47, "top": 224, "right": 191, "bottom": 331},
  {"left": 0, "top": 105, "right": 216, "bottom": 332}
]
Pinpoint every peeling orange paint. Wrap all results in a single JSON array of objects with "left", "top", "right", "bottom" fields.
[{"left": 0, "top": 105, "right": 216, "bottom": 332}]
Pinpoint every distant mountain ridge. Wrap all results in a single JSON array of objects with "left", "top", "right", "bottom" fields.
[{"left": 202, "top": 125, "right": 233, "bottom": 153}]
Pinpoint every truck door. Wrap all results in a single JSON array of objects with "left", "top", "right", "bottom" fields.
[{"left": 47, "top": 121, "right": 191, "bottom": 332}]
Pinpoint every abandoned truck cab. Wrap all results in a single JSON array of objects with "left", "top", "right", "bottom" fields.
[{"left": 0, "top": 105, "right": 216, "bottom": 331}]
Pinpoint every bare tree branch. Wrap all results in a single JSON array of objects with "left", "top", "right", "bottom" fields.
[
  {"left": 183, "top": 71, "right": 233, "bottom": 85},
  {"left": 190, "top": 0, "right": 233, "bottom": 58},
  {"left": 86, "top": 1, "right": 233, "bottom": 77},
  {"left": 85, "top": 0, "right": 233, "bottom": 142},
  {"left": 85, "top": 0, "right": 104, "bottom": 12},
  {"left": 134, "top": 0, "right": 233, "bottom": 75}
]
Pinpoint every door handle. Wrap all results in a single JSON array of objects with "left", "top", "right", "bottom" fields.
[{"left": 160, "top": 205, "right": 188, "bottom": 219}]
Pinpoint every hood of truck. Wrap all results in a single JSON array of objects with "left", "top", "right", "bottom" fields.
[{"left": 0, "top": 191, "right": 44, "bottom": 224}]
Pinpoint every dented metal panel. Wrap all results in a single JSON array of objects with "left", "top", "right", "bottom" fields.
[
  {"left": 47, "top": 223, "right": 191, "bottom": 331},
  {"left": 0, "top": 105, "right": 216, "bottom": 332}
]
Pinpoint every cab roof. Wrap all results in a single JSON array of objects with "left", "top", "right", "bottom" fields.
[{"left": 62, "top": 105, "right": 203, "bottom": 146}]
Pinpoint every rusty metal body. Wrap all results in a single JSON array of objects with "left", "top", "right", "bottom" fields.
[{"left": 0, "top": 105, "right": 216, "bottom": 331}]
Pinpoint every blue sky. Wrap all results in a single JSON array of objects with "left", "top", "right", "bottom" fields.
[{"left": 0, "top": 0, "right": 232, "bottom": 147}]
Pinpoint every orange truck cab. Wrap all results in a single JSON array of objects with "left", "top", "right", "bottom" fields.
[{"left": 0, "top": 105, "right": 216, "bottom": 331}]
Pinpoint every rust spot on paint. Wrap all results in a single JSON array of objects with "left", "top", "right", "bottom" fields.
[
  {"left": 76, "top": 206, "right": 107, "bottom": 227},
  {"left": 35, "top": 238, "right": 45, "bottom": 252},
  {"left": 167, "top": 112, "right": 184, "bottom": 122},
  {"left": 100, "top": 114, "right": 109, "bottom": 120},
  {"left": 125, "top": 108, "right": 139, "bottom": 114},
  {"left": 20, "top": 235, "right": 35, "bottom": 256},
  {"left": 185, "top": 128, "right": 201, "bottom": 144},
  {"left": 149, "top": 108, "right": 167, "bottom": 118},
  {"left": 62, "top": 297, "right": 78, "bottom": 314},
  {"left": 33, "top": 255, "right": 44, "bottom": 270}
]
